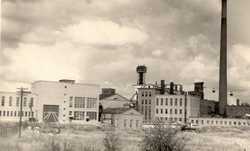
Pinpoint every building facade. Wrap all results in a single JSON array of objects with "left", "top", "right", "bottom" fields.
[
  {"left": 0, "top": 91, "right": 36, "bottom": 122},
  {"left": 102, "top": 107, "right": 143, "bottom": 129},
  {"left": 32, "top": 80, "right": 100, "bottom": 123},
  {"left": 136, "top": 81, "right": 200, "bottom": 124}
]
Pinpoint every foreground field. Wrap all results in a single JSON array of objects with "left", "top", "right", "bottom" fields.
[{"left": 0, "top": 124, "right": 249, "bottom": 151}]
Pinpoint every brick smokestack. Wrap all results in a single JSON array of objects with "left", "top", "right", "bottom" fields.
[{"left": 219, "top": 0, "right": 228, "bottom": 115}]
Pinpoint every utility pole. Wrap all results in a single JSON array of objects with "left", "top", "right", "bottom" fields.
[{"left": 17, "top": 87, "right": 28, "bottom": 138}]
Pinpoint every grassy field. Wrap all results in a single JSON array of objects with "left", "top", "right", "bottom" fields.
[{"left": 0, "top": 124, "right": 249, "bottom": 151}]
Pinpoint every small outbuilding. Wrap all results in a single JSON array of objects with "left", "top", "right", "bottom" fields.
[{"left": 102, "top": 107, "right": 143, "bottom": 129}]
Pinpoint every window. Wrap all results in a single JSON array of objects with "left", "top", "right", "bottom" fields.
[
  {"left": 165, "top": 117, "right": 168, "bottom": 120},
  {"left": 25, "top": 111, "right": 27, "bottom": 117},
  {"left": 1, "top": 96, "right": 5, "bottom": 106},
  {"left": 201, "top": 120, "right": 204, "bottom": 124},
  {"left": 74, "top": 111, "right": 85, "bottom": 120},
  {"left": 141, "top": 106, "right": 144, "bottom": 112},
  {"left": 29, "top": 98, "right": 34, "bottom": 107},
  {"left": 87, "top": 98, "right": 97, "bottom": 108},
  {"left": 161, "top": 98, "right": 163, "bottom": 105},
  {"left": 170, "top": 109, "right": 172, "bottom": 114},
  {"left": 145, "top": 99, "right": 147, "bottom": 105},
  {"left": 180, "top": 99, "right": 183, "bottom": 106},
  {"left": 161, "top": 109, "right": 163, "bottom": 114},
  {"left": 16, "top": 97, "right": 19, "bottom": 107},
  {"left": 175, "top": 109, "right": 177, "bottom": 114},
  {"left": 165, "top": 98, "right": 168, "bottom": 105},
  {"left": 145, "top": 92, "right": 148, "bottom": 97},
  {"left": 130, "top": 119, "right": 133, "bottom": 128},
  {"left": 170, "top": 98, "right": 173, "bottom": 106},
  {"left": 14, "top": 111, "right": 16, "bottom": 116},
  {"left": 179, "top": 109, "right": 182, "bottom": 114},
  {"left": 149, "top": 99, "right": 151, "bottom": 104},
  {"left": 10, "top": 111, "right": 13, "bottom": 116},
  {"left": 156, "top": 108, "right": 158, "bottom": 114},
  {"left": 142, "top": 92, "right": 144, "bottom": 97},
  {"left": 3, "top": 111, "right": 5, "bottom": 116},
  {"left": 69, "top": 96, "right": 73, "bottom": 107},
  {"left": 124, "top": 119, "right": 127, "bottom": 128},
  {"left": 0, "top": 110, "right": 1, "bottom": 116},
  {"left": 23, "top": 97, "right": 27, "bottom": 107},
  {"left": 69, "top": 111, "right": 72, "bottom": 116},
  {"left": 74, "top": 97, "right": 85, "bottom": 108},
  {"left": 142, "top": 99, "right": 144, "bottom": 104},
  {"left": 196, "top": 120, "right": 199, "bottom": 124},
  {"left": 7, "top": 111, "right": 9, "bottom": 116},
  {"left": 149, "top": 92, "right": 151, "bottom": 97},
  {"left": 165, "top": 109, "right": 168, "bottom": 114},
  {"left": 156, "top": 98, "right": 159, "bottom": 106},
  {"left": 136, "top": 120, "right": 139, "bottom": 128},
  {"left": 9, "top": 96, "right": 12, "bottom": 106},
  {"left": 175, "top": 98, "right": 178, "bottom": 106},
  {"left": 87, "top": 112, "right": 97, "bottom": 120},
  {"left": 179, "top": 118, "right": 182, "bottom": 122}
]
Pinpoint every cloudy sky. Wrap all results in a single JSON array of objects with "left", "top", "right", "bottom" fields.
[{"left": 1, "top": 0, "right": 250, "bottom": 103}]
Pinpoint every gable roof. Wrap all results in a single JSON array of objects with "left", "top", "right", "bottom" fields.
[
  {"left": 103, "top": 107, "right": 132, "bottom": 114},
  {"left": 100, "top": 93, "right": 130, "bottom": 101}
]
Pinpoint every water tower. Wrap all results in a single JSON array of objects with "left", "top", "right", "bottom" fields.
[{"left": 136, "top": 65, "right": 147, "bottom": 85}]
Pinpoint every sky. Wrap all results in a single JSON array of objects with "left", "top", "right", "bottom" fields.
[{"left": 1, "top": 0, "right": 250, "bottom": 103}]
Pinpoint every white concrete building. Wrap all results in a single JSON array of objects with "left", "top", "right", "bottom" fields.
[
  {"left": 0, "top": 91, "right": 36, "bottom": 122},
  {"left": 31, "top": 79, "right": 100, "bottom": 123}
]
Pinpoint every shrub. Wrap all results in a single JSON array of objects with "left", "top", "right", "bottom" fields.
[
  {"left": 141, "top": 121, "right": 185, "bottom": 151},
  {"left": 103, "top": 130, "right": 121, "bottom": 151}
]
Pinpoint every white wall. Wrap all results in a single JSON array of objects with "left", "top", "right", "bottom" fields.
[
  {"left": 32, "top": 81, "right": 100, "bottom": 123},
  {"left": 0, "top": 91, "right": 37, "bottom": 122}
]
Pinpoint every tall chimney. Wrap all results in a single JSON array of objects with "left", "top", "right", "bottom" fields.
[{"left": 219, "top": 0, "right": 228, "bottom": 115}]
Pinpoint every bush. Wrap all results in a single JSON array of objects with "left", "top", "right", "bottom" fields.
[
  {"left": 103, "top": 130, "right": 121, "bottom": 151},
  {"left": 141, "top": 121, "right": 185, "bottom": 151}
]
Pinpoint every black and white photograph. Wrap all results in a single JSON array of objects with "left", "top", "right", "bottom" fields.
[{"left": 1, "top": 0, "right": 250, "bottom": 150}]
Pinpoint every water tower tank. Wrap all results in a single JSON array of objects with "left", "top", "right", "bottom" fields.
[{"left": 136, "top": 65, "right": 147, "bottom": 85}]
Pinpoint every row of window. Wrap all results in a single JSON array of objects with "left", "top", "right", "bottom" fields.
[
  {"left": 69, "top": 97, "right": 97, "bottom": 108},
  {"left": 156, "top": 108, "right": 183, "bottom": 115},
  {"left": 68, "top": 111, "right": 97, "bottom": 120},
  {"left": 141, "top": 105, "right": 152, "bottom": 121},
  {"left": 122, "top": 119, "right": 140, "bottom": 128},
  {"left": 0, "top": 110, "right": 34, "bottom": 117},
  {"left": 141, "top": 91, "right": 152, "bottom": 97},
  {"left": 156, "top": 117, "right": 183, "bottom": 122},
  {"left": 156, "top": 97, "right": 183, "bottom": 106},
  {"left": 141, "top": 99, "right": 151, "bottom": 105},
  {"left": 1, "top": 96, "right": 34, "bottom": 107},
  {"left": 191, "top": 119, "right": 250, "bottom": 126}
]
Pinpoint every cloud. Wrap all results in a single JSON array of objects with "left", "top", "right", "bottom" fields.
[
  {"left": 63, "top": 19, "right": 148, "bottom": 46},
  {"left": 1, "top": 0, "right": 250, "bottom": 103}
]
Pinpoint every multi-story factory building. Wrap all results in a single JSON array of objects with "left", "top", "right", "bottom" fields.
[
  {"left": 136, "top": 79, "right": 200, "bottom": 124},
  {"left": 32, "top": 79, "right": 100, "bottom": 123},
  {"left": 0, "top": 91, "right": 36, "bottom": 122}
]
